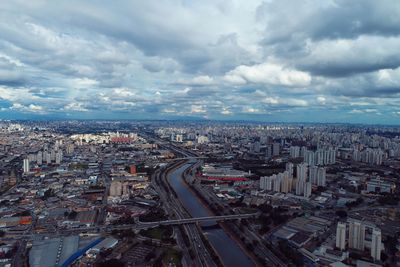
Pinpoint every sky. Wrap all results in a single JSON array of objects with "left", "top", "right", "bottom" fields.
[{"left": 0, "top": 0, "right": 400, "bottom": 124}]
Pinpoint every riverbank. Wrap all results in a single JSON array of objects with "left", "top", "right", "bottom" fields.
[
  {"left": 179, "top": 162, "right": 262, "bottom": 267},
  {"left": 165, "top": 160, "right": 256, "bottom": 267},
  {"left": 163, "top": 161, "right": 224, "bottom": 267}
]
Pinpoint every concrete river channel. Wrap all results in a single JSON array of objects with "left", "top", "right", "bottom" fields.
[{"left": 167, "top": 161, "right": 256, "bottom": 267}]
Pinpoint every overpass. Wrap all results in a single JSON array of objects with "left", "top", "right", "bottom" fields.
[
  {"left": 11, "top": 215, "right": 259, "bottom": 239},
  {"left": 138, "top": 213, "right": 258, "bottom": 227},
  {"left": 169, "top": 156, "right": 207, "bottom": 161}
]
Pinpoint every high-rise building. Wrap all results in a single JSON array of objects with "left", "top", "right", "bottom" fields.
[
  {"left": 296, "top": 163, "right": 308, "bottom": 181},
  {"left": 176, "top": 134, "right": 183, "bottom": 143},
  {"left": 309, "top": 148, "right": 337, "bottom": 165},
  {"left": 23, "top": 158, "right": 30, "bottom": 173},
  {"left": 328, "top": 148, "right": 336, "bottom": 164},
  {"left": 273, "top": 174, "right": 281, "bottom": 192},
  {"left": 309, "top": 165, "right": 318, "bottom": 184},
  {"left": 50, "top": 149, "right": 56, "bottom": 161},
  {"left": 55, "top": 151, "right": 63, "bottom": 164},
  {"left": 295, "top": 163, "right": 308, "bottom": 195},
  {"left": 336, "top": 222, "right": 346, "bottom": 250},
  {"left": 371, "top": 228, "right": 382, "bottom": 261},
  {"left": 281, "top": 171, "right": 292, "bottom": 193},
  {"left": 354, "top": 148, "right": 383, "bottom": 165},
  {"left": 45, "top": 152, "right": 51, "bottom": 164},
  {"left": 272, "top": 143, "right": 280, "bottom": 156},
  {"left": 28, "top": 154, "right": 36, "bottom": 163},
  {"left": 265, "top": 144, "right": 272, "bottom": 158},
  {"left": 66, "top": 144, "right": 74, "bottom": 155},
  {"left": 300, "top": 146, "right": 307, "bottom": 158},
  {"left": 260, "top": 176, "right": 273, "bottom": 191},
  {"left": 197, "top": 135, "right": 209, "bottom": 144},
  {"left": 317, "top": 167, "right": 326, "bottom": 187},
  {"left": 304, "top": 182, "right": 312, "bottom": 198},
  {"left": 348, "top": 219, "right": 365, "bottom": 250},
  {"left": 304, "top": 150, "right": 315, "bottom": 166},
  {"left": 315, "top": 149, "right": 324, "bottom": 165},
  {"left": 353, "top": 150, "right": 361, "bottom": 161},
  {"left": 37, "top": 151, "right": 43, "bottom": 165},
  {"left": 261, "top": 171, "right": 292, "bottom": 193},
  {"left": 285, "top": 162, "right": 294, "bottom": 178},
  {"left": 290, "top": 146, "right": 300, "bottom": 158}
]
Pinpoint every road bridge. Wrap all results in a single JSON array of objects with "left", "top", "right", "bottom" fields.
[
  {"left": 169, "top": 156, "right": 207, "bottom": 161},
  {"left": 138, "top": 213, "right": 258, "bottom": 227}
]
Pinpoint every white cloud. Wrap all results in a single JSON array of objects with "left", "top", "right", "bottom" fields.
[
  {"left": 263, "top": 97, "right": 279, "bottom": 105},
  {"left": 317, "top": 96, "right": 326, "bottom": 105},
  {"left": 190, "top": 105, "right": 206, "bottom": 114},
  {"left": 222, "top": 74, "right": 246, "bottom": 85},
  {"left": 262, "top": 97, "right": 308, "bottom": 107},
  {"left": 70, "top": 78, "right": 98, "bottom": 88},
  {"left": 243, "top": 107, "right": 261, "bottom": 113},
  {"left": 224, "top": 62, "right": 311, "bottom": 86},
  {"left": 10, "top": 103, "right": 46, "bottom": 113},
  {"left": 221, "top": 108, "right": 232, "bottom": 115},
  {"left": 64, "top": 102, "right": 88, "bottom": 112},
  {"left": 176, "top": 75, "right": 215, "bottom": 86},
  {"left": 349, "top": 108, "right": 379, "bottom": 114},
  {"left": 376, "top": 67, "right": 400, "bottom": 87},
  {"left": 349, "top": 109, "right": 363, "bottom": 114}
]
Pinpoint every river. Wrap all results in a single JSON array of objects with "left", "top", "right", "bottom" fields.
[{"left": 167, "top": 161, "right": 256, "bottom": 267}]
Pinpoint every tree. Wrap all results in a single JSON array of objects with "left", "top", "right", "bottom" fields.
[
  {"left": 349, "top": 252, "right": 362, "bottom": 260},
  {"left": 378, "top": 194, "right": 399, "bottom": 205},
  {"left": 259, "top": 225, "right": 270, "bottom": 235},
  {"left": 42, "top": 188, "right": 54, "bottom": 199},
  {"left": 145, "top": 250, "right": 156, "bottom": 261},
  {"left": 259, "top": 204, "right": 273, "bottom": 214},
  {"left": 98, "top": 259, "right": 125, "bottom": 267},
  {"left": 380, "top": 252, "right": 388, "bottom": 262},
  {"left": 316, "top": 186, "right": 326, "bottom": 192},
  {"left": 123, "top": 229, "right": 136, "bottom": 238},
  {"left": 278, "top": 240, "right": 304, "bottom": 267},
  {"left": 68, "top": 210, "right": 78, "bottom": 220},
  {"left": 384, "top": 235, "right": 399, "bottom": 255},
  {"left": 335, "top": 210, "right": 347, "bottom": 218}
]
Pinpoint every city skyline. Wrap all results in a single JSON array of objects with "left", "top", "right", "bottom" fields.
[
  {"left": 0, "top": 120, "right": 398, "bottom": 266},
  {"left": 1, "top": 1, "right": 400, "bottom": 123}
]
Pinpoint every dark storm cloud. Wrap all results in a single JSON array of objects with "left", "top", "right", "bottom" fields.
[
  {"left": 307, "top": 0, "right": 400, "bottom": 40},
  {"left": 258, "top": 0, "right": 400, "bottom": 77},
  {"left": 258, "top": 0, "right": 400, "bottom": 43},
  {"left": 299, "top": 58, "right": 400, "bottom": 78}
]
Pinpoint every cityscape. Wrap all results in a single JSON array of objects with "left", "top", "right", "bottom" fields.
[
  {"left": 1, "top": 1, "right": 400, "bottom": 267},
  {"left": 0, "top": 121, "right": 398, "bottom": 267}
]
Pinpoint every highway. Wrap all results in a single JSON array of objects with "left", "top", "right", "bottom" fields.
[
  {"left": 6, "top": 133, "right": 265, "bottom": 267},
  {"left": 8, "top": 213, "right": 254, "bottom": 239},
  {"left": 140, "top": 133, "right": 261, "bottom": 267},
  {"left": 180, "top": 153, "right": 287, "bottom": 267},
  {"left": 137, "top": 133, "right": 220, "bottom": 266},
  {"left": 169, "top": 156, "right": 208, "bottom": 161},
  {"left": 151, "top": 162, "right": 218, "bottom": 267},
  {"left": 138, "top": 213, "right": 258, "bottom": 226}
]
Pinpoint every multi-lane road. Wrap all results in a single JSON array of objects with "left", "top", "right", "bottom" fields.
[
  {"left": 152, "top": 161, "right": 218, "bottom": 267},
  {"left": 6, "top": 132, "right": 283, "bottom": 267}
]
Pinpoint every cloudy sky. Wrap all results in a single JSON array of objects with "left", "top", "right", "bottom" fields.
[{"left": 0, "top": 0, "right": 400, "bottom": 124}]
